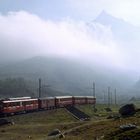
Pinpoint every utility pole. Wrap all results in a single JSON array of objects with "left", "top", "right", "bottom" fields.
[
  {"left": 114, "top": 88, "right": 117, "bottom": 105},
  {"left": 108, "top": 86, "right": 110, "bottom": 108},
  {"left": 93, "top": 82, "right": 96, "bottom": 111},
  {"left": 85, "top": 82, "right": 96, "bottom": 111},
  {"left": 103, "top": 90, "right": 106, "bottom": 104},
  {"left": 39, "top": 78, "right": 41, "bottom": 98},
  {"left": 110, "top": 92, "right": 112, "bottom": 105}
]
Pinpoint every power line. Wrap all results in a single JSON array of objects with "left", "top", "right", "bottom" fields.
[
  {"left": 39, "top": 78, "right": 41, "bottom": 98},
  {"left": 38, "top": 78, "right": 51, "bottom": 98},
  {"left": 85, "top": 82, "right": 96, "bottom": 111},
  {"left": 108, "top": 86, "right": 111, "bottom": 108},
  {"left": 93, "top": 82, "right": 96, "bottom": 111},
  {"left": 114, "top": 88, "right": 117, "bottom": 105}
]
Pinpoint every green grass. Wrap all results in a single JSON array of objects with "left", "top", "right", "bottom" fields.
[
  {"left": 0, "top": 105, "right": 140, "bottom": 140},
  {"left": 0, "top": 109, "right": 80, "bottom": 140},
  {"left": 77, "top": 104, "right": 120, "bottom": 118},
  {"left": 131, "top": 101, "right": 140, "bottom": 108},
  {"left": 104, "top": 128, "right": 140, "bottom": 140}
]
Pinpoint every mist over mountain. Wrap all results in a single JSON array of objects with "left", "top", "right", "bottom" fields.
[
  {"left": 94, "top": 10, "right": 140, "bottom": 42},
  {"left": 0, "top": 11, "right": 140, "bottom": 98},
  {"left": 0, "top": 56, "right": 136, "bottom": 98}
]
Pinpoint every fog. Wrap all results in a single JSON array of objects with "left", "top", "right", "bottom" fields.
[
  {"left": 0, "top": 12, "right": 132, "bottom": 67},
  {"left": 0, "top": 10, "right": 139, "bottom": 88},
  {"left": 0, "top": 8, "right": 140, "bottom": 98}
]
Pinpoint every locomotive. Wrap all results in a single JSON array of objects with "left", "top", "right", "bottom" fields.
[{"left": 0, "top": 96, "right": 96, "bottom": 116}]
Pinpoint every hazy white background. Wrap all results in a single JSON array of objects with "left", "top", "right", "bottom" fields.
[{"left": 0, "top": 0, "right": 140, "bottom": 76}]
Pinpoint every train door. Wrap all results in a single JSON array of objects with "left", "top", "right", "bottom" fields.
[
  {"left": 22, "top": 101, "right": 27, "bottom": 112},
  {"left": 0, "top": 101, "right": 3, "bottom": 114}
]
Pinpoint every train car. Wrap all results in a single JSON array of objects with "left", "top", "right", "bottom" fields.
[
  {"left": 39, "top": 97, "right": 55, "bottom": 110},
  {"left": 0, "top": 98, "right": 38, "bottom": 115},
  {"left": 73, "top": 96, "right": 87, "bottom": 105},
  {"left": 0, "top": 95, "right": 96, "bottom": 116},
  {"left": 86, "top": 96, "right": 96, "bottom": 104},
  {"left": 55, "top": 96, "right": 73, "bottom": 107}
]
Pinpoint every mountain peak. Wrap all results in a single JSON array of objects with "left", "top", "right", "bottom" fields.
[
  {"left": 94, "top": 10, "right": 135, "bottom": 30},
  {"left": 94, "top": 10, "right": 139, "bottom": 43},
  {"left": 95, "top": 10, "right": 122, "bottom": 26},
  {"left": 98, "top": 10, "right": 110, "bottom": 17}
]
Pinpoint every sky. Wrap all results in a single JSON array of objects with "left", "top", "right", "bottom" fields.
[
  {"left": 1, "top": 0, "right": 140, "bottom": 25},
  {"left": 0, "top": 0, "right": 140, "bottom": 75}
]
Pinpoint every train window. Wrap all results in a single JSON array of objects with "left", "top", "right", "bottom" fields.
[
  {"left": 11, "top": 102, "right": 20, "bottom": 106},
  {"left": 22, "top": 101, "right": 33, "bottom": 105},
  {"left": 60, "top": 98, "right": 71, "bottom": 101},
  {"left": 3, "top": 103, "right": 7, "bottom": 107},
  {"left": 17, "top": 102, "right": 20, "bottom": 106},
  {"left": 29, "top": 101, "right": 32, "bottom": 105},
  {"left": 0, "top": 103, "right": 3, "bottom": 109},
  {"left": 22, "top": 102, "right": 26, "bottom": 106},
  {"left": 43, "top": 100, "right": 46, "bottom": 104}
]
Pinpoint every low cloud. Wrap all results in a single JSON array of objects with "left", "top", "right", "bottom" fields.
[{"left": 0, "top": 11, "right": 126, "bottom": 70}]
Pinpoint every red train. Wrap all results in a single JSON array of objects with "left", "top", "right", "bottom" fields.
[{"left": 0, "top": 96, "right": 96, "bottom": 116}]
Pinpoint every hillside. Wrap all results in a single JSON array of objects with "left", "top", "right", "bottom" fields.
[{"left": 0, "top": 56, "right": 134, "bottom": 97}]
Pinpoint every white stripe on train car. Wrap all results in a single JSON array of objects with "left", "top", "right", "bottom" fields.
[
  {"left": 55, "top": 96, "right": 72, "bottom": 99},
  {"left": 3, "top": 99, "right": 38, "bottom": 103}
]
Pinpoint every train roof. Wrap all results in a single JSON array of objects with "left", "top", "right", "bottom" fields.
[
  {"left": 74, "top": 96, "right": 86, "bottom": 98},
  {"left": 74, "top": 96, "right": 96, "bottom": 98},
  {"left": 8, "top": 97, "right": 31, "bottom": 100},
  {"left": 3, "top": 98, "right": 38, "bottom": 103},
  {"left": 39, "top": 97, "right": 55, "bottom": 100},
  {"left": 55, "top": 96, "right": 72, "bottom": 99},
  {"left": 86, "top": 96, "right": 96, "bottom": 98}
]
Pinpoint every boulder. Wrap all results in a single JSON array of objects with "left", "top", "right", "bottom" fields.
[
  {"left": 120, "top": 124, "right": 137, "bottom": 131},
  {"left": 48, "top": 129, "right": 61, "bottom": 136},
  {"left": 93, "top": 108, "right": 97, "bottom": 112},
  {"left": 47, "top": 129, "right": 65, "bottom": 139},
  {"left": 107, "top": 114, "right": 120, "bottom": 120},
  {"left": 58, "top": 133, "right": 65, "bottom": 139},
  {"left": 104, "top": 107, "right": 112, "bottom": 112},
  {"left": 119, "top": 104, "right": 136, "bottom": 117},
  {"left": 0, "top": 119, "right": 13, "bottom": 126}
]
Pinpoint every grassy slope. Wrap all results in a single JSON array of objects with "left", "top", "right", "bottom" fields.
[
  {"left": 0, "top": 109, "right": 79, "bottom": 140},
  {"left": 0, "top": 104, "right": 140, "bottom": 140}
]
